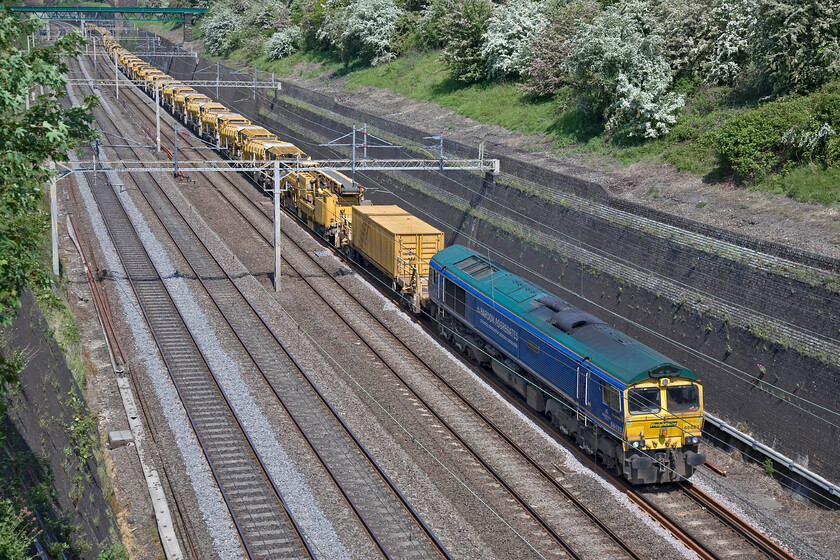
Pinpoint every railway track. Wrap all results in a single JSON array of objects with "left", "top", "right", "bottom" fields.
[
  {"left": 68, "top": 55, "right": 316, "bottom": 559},
  {"left": 627, "top": 483, "right": 797, "bottom": 560},
  {"left": 75, "top": 51, "right": 453, "bottom": 560},
  {"left": 81, "top": 35, "right": 804, "bottom": 560},
  {"left": 80, "top": 125, "right": 315, "bottom": 560}
]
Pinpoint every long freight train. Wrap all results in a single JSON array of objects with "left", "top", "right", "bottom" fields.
[{"left": 89, "top": 25, "right": 705, "bottom": 483}]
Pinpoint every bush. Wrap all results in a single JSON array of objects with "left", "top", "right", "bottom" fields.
[
  {"left": 294, "top": 0, "right": 332, "bottom": 51},
  {"left": 563, "top": 0, "right": 684, "bottom": 138},
  {"left": 419, "top": 0, "right": 449, "bottom": 48},
  {"left": 480, "top": 0, "right": 546, "bottom": 80},
  {"left": 267, "top": 26, "right": 302, "bottom": 59},
  {"left": 243, "top": 1, "right": 290, "bottom": 31},
  {"left": 715, "top": 96, "right": 813, "bottom": 179},
  {"left": 439, "top": 0, "right": 494, "bottom": 83},
  {"left": 0, "top": 500, "right": 38, "bottom": 560},
  {"left": 522, "top": 0, "right": 600, "bottom": 97}
]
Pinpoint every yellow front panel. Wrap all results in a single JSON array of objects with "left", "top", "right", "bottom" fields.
[{"left": 623, "top": 380, "right": 703, "bottom": 452}]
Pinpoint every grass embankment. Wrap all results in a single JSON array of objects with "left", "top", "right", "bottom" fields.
[{"left": 248, "top": 48, "right": 840, "bottom": 206}]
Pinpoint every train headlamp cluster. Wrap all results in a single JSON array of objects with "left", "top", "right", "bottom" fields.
[{"left": 688, "top": 436, "right": 700, "bottom": 445}]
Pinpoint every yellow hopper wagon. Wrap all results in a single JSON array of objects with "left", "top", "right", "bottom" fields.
[
  {"left": 141, "top": 69, "right": 167, "bottom": 93},
  {"left": 148, "top": 75, "right": 178, "bottom": 97},
  {"left": 235, "top": 127, "right": 276, "bottom": 159},
  {"left": 196, "top": 103, "right": 230, "bottom": 139},
  {"left": 241, "top": 139, "right": 309, "bottom": 188},
  {"left": 219, "top": 123, "right": 267, "bottom": 158},
  {"left": 350, "top": 205, "right": 444, "bottom": 313},
  {"left": 137, "top": 66, "right": 164, "bottom": 86},
  {"left": 193, "top": 102, "right": 228, "bottom": 137}
]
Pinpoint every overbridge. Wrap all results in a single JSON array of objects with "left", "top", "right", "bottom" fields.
[{"left": 10, "top": 6, "right": 206, "bottom": 41}]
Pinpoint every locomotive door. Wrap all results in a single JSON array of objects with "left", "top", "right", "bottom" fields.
[{"left": 576, "top": 361, "right": 591, "bottom": 423}]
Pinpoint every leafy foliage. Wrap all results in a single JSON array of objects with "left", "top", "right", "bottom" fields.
[
  {"left": 0, "top": 500, "right": 38, "bottom": 560},
  {"left": 522, "top": 0, "right": 601, "bottom": 97},
  {"left": 242, "top": 1, "right": 290, "bottom": 32},
  {"left": 439, "top": 0, "right": 494, "bottom": 82},
  {"left": 419, "top": 0, "right": 449, "bottom": 48},
  {"left": 715, "top": 96, "right": 813, "bottom": 179},
  {"left": 267, "top": 26, "right": 302, "bottom": 59},
  {"left": 716, "top": 79, "right": 840, "bottom": 179},
  {"left": 752, "top": 0, "right": 840, "bottom": 94},
  {"left": 703, "top": 0, "right": 758, "bottom": 85},
  {"left": 481, "top": 0, "right": 546, "bottom": 80},
  {"left": 653, "top": 0, "right": 718, "bottom": 80},
  {"left": 0, "top": 13, "right": 98, "bottom": 329},
  {"left": 564, "top": 0, "right": 684, "bottom": 137}
]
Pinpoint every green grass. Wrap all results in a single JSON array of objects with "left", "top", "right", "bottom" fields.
[
  {"left": 345, "top": 51, "right": 557, "bottom": 136},
  {"left": 758, "top": 164, "right": 840, "bottom": 206},
  {"left": 253, "top": 50, "right": 345, "bottom": 79}
]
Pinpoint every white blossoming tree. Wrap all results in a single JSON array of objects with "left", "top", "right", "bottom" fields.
[
  {"left": 564, "top": 0, "right": 684, "bottom": 138},
  {"left": 481, "top": 0, "right": 547, "bottom": 80},
  {"left": 753, "top": 0, "right": 840, "bottom": 93},
  {"left": 703, "top": 0, "right": 758, "bottom": 85},
  {"left": 201, "top": 6, "right": 242, "bottom": 56},
  {"left": 320, "top": 0, "right": 402, "bottom": 66},
  {"left": 267, "top": 26, "right": 302, "bottom": 59}
]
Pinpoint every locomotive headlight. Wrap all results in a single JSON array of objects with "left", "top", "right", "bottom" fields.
[
  {"left": 631, "top": 441, "right": 639, "bottom": 448},
  {"left": 688, "top": 436, "right": 700, "bottom": 444}
]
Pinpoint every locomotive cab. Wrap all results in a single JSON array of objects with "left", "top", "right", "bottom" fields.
[{"left": 623, "top": 374, "right": 705, "bottom": 484}]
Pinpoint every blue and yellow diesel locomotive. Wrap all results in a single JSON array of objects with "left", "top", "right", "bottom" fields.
[{"left": 428, "top": 245, "right": 705, "bottom": 484}]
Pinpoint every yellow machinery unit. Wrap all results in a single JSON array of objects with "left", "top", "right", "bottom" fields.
[
  {"left": 350, "top": 205, "right": 444, "bottom": 312},
  {"left": 219, "top": 123, "right": 268, "bottom": 157},
  {"left": 173, "top": 90, "right": 205, "bottom": 120},
  {"left": 286, "top": 168, "right": 363, "bottom": 243},
  {"left": 194, "top": 103, "right": 228, "bottom": 137},
  {"left": 204, "top": 113, "right": 250, "bottom": 145},
  {"left": 162, "top": 85, "right": 193, "bottom": 111}
]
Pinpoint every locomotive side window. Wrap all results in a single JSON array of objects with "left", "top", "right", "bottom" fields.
[
  {"left": 444, "top": 279, "right": 466, "bottom": 316},
  {"left": 666, "top": 385, "right": 699, "bottom": 412},
  {"left": 430, "top": 269, "right": 438, "bottom": 286},
  {"left": 602, "top": 384, "right": 621, "bottom": 412},
  {"left": 628, "top": 387, "right": 661, "bottom": 414}
]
